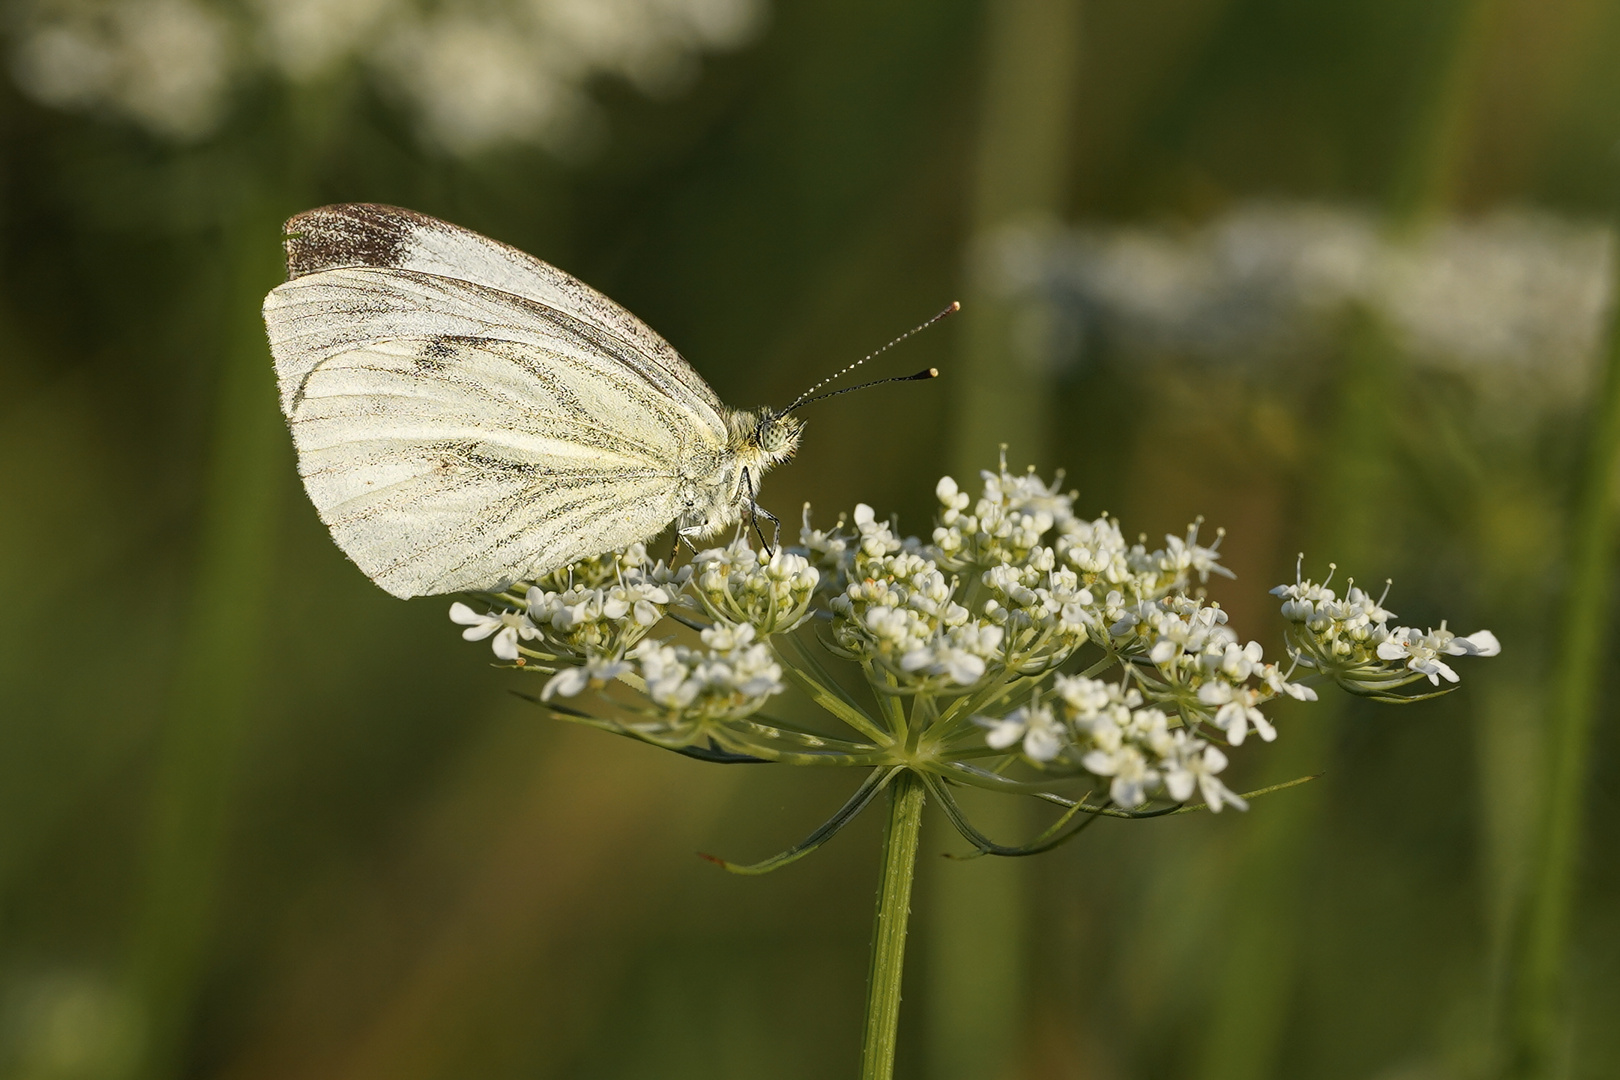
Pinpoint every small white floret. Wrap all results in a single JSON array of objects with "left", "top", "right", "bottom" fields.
[{"left": 449, "top": 603, "right": 537, "bottom": 660}]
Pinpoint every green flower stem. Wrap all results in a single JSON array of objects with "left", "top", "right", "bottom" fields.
[
  {"left": 860, "top": 770, "right": 927, "bottom": 1080},
  {"left": 1504, "top": 212, "right": 1620, "bottom": 1079},
  {"left": 865, "top": 662, "right": 910, "bottom": 737}
]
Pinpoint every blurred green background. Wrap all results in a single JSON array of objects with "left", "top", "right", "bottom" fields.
[{"left": 2, "top": 0, "right": 1618, "bottom": 1078}]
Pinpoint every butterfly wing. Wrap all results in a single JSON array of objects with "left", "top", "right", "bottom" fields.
[
  {"left": 264, "top": 203, "right": 727, "bottom": 426},
  {"left": 292, "top": 335, "right": 706, "bottom": 597},
  {"left": 262, "top": 205, "right": 733, "bottom": 598}
]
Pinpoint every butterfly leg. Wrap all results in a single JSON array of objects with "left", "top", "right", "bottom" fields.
[
  {"left": 676, "top": 526, "right": 704, "bottom": 554},
  {"left": 741, "top": 469, "right": 779, "bottom": 556},
  {"left": 755, "top": 505, "right": 783, "bottom": 556}
]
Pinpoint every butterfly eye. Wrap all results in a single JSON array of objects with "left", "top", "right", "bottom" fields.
[{"left": 757, "top": 415, "right": 802, "bottom": 456}]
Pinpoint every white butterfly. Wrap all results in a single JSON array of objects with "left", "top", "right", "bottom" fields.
[{"left": 262, "top": 203, "right": 808, "bottom": 599}]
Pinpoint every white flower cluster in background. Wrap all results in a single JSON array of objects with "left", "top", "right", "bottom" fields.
[
  {"left": 978, "top": 203, "right": 1613, "bottom": 407},
  {"left": 447, "top": 460, "right": 1498, "bottom": 843},
  {"left": 8, "top": 0, "right": 235, "bottom": 139},
  {"left": 7, "top": 0, "right": 767, "bottom": 151}
]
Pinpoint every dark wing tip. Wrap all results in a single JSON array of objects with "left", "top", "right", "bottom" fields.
[{"left": 282, "top": 203, "right": 440, "bottom": 280}]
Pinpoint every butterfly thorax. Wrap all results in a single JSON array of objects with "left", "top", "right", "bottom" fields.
[{"left": 676, "top": 408, "right": 802, "bottom": 538}]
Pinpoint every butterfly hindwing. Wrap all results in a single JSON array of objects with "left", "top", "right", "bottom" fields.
[{"left": 291, "top": 336, "right": 698, "bottom": 597}]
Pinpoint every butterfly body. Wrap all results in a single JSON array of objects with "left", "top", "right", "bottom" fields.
[{"left": 263, "top": 203, "right": 798, "bottom": 598}]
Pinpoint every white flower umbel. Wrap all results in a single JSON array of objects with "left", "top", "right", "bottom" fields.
[
  {"left": 497, "top": 544, "right": 690, "bottom": 664},
  {"left": 691, "top": 540, "right": 820, "bottom": 635},
  {"left": 1272, "top": 557, "right": 1497, "bottom": 700},
  {"left": 429, "top": 457, "right": 1498, "bottom": 1080},
  {"left": 631, "top": 624, "right": 787, "bottom": 730},
  {"left": 447, "top": 460, "right": 1498, "bottom": 858}
]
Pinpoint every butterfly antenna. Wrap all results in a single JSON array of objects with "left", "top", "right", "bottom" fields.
[
  {"left": 782, "top": 301, "right": 959, "bottom": 415},
  {"left": 789, "top": 367, "right": 941, "bottom": 411}
]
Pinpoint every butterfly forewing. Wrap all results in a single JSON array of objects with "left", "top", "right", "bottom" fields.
[
  {"left": 268, "top": 203, "right": 726, "bottom": 420},
  {"left": 263, "top": 203, "right": 737, "bottom": 598}
]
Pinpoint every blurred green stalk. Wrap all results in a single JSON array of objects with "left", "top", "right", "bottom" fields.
[
  {"left": 1501, "top": 211, "right": 1620, "bottom": 1080},
  {"left": 951, "top": 0, "right": 1080, "bottom": 470},
  {"left": 1195, "top": 4, "right": 1496, "bottom": 1078},
  {"left": 1194, "top": 310, "right": 1395, "bottom": 1080},
  {"left": 120, "top": 200, "right": 287, "bottom": 1080},
  {"left": 861, "top": 772, "right": 927, "bottom": 1080},
  {"left": 933, "top": 2, "right": 1080, "bottom": 1077}
]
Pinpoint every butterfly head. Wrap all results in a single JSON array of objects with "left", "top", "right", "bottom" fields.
[{"left": 726, "top": 408, "right": 803, "bottom": 472}]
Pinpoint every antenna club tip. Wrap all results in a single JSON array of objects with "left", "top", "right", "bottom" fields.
[
  {"left": 949, "top": 300, "right": 961, "bottom": 312},
  {"left": 927, "top": 367, "right": 940, "bottom": 377}
]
